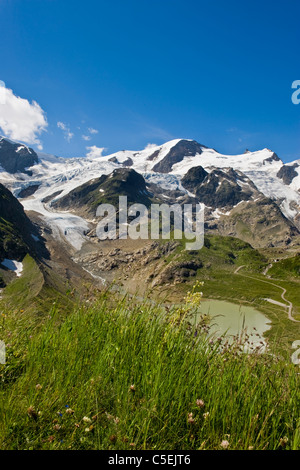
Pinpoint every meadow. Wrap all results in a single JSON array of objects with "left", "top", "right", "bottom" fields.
[{"left": 0, "top": 282, "right": 299, "bottom": 450}]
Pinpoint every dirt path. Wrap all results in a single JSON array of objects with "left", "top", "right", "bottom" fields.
[
  {"left": 234, "top": 266, "right": 299, "bottom": 323},
  {"left": 262, "top": 263, "right": 273, "bottom": 276},
  {"left": 234, "top": 265, "right": 245, "bottom": 274}
]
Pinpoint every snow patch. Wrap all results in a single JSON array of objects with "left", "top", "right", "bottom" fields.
[{"left": 1, "top": 259, "right": 23, "bottom": 277}]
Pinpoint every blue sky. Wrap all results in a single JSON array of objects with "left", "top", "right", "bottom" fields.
[{"left": 0, "top": 0, "right": 299, "bottom": 162}]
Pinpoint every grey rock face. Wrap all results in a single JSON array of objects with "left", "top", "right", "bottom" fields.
[
  {"left": 0, "top": 138, "right": 38, "bottom": 174},
  {"left": 277, "top": 163, "right": 299, "bottom": 185}
]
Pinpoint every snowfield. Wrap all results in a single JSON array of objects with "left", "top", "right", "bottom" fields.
[
  {"left": 22, "top": 197, "right": 91, "bottom": 251},
  {"left": 0, "top": 137, "right": 299, "bottom": 250}
]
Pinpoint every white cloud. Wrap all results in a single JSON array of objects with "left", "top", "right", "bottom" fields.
[
  {"left": 86, "top": 145, "right": 106, "bottom": 158},
  {"left": 144, "top": 143, "right": 158, "bottom": 150},
  {"left": 57, "top": 121, "right": 74, "bottom": 142},
  {"left": 88, "top": 127, "right": 98, "bottom": 134},
  {"left": 0, "top": 83, "right": 47, "bottom": 148},
  {"left": 82, "top": 127, "right": 99, "bottom": 141}
]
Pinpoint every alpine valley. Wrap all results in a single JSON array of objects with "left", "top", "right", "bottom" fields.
[
  {"left": 1, "top": 134, "right": 300, "bottom": 452},
  {"left": 0, "top": 135, "right": 299, "bottom": 350}
]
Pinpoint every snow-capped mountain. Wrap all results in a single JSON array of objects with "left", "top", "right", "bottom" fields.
[
  {"left": 0, "top": 136, "right": 38, "bottom": 174},
  {"left": 181, "top": 166, "right": 261, "bottom": 209},
  {"left": 0, "top": 136, "right": 299, "bottom": 250}
]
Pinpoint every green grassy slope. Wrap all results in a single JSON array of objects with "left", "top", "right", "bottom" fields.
[
  {"left": 268, "top": 255, "right": 300, "bottom": 280},
  {"left": 0, "top": 292, "right": 299, "bottom": 450},
  {"left": 0, "top": 254, "right": 80, "bottom": 329},
  {"left": 148, "top": 236, "right": 300, "bottom": 351}
]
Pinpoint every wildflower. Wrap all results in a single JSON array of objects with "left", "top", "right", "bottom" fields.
[
  {"left": 66, "top": 408, "right": 75, "bottom": 415},
  {"left": 53, "top": 424, "right": 61, "bottom": 431},
  {"left": 188, "top": 412, "right": 195, "bottom": 424},
  {"left": 114, "top": 417, "right": 120, "bottom": 425},
  {"left": 220, "top": 440, "right": 230, "bottom": 449},
  {"left": 129, "top": 443, "right": 136, "bottom": 447},
  {"left": 248, "top": 446, "right": 254, "bottom": 450},
  {"left": 27, "top": 406, "right": 38, "bottom": 420},
  {"left": 130, "top": 384, "right": 136, "bottom": 392},
  {"left": 84, "top": 425, "right": 94, "bottom": 432},
  {"left": 82, "top": 416, "right": 92, "bottom": 424},
  {"left": 196, "top": 399, "right": 205, "bottom": 408},
  {"left": 279, "top": 436, "right": 288, "bottom": 447},
  {"left": 203, "top": 412, "right": 210, "bottom": 419},
  {"left": 74, "top": 423, "right": 80, "bottom": 428},
  {"left": 35, "top": 384, "right": 42, "bottom": 390}
]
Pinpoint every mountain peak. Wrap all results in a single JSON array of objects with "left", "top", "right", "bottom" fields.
[
  {"left": 151, "top": 139, "right": 205, "bottom": 173},
  {"left": 0, "top": 136, "right": 38, "bottom": 174}
]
